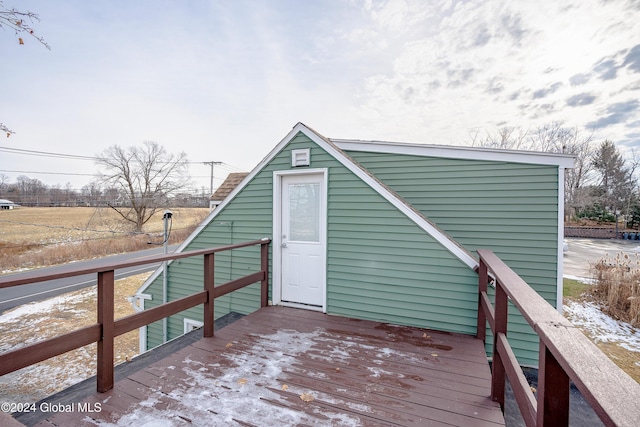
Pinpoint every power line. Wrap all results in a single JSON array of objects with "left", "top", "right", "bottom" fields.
[
  {"left": 0, "top": 169, "right": 96, "bottom": 177},
  {"left": 1, "top": 147, "right": 245, "bottom": 171},
  {"left": 216, "top": 162, "right": 245, "bottom": 172},
  {"left": 0, "top": 147, "right": 246, "bottom": 191},
  {"left": 0, "top": 147, "right": 96, "bottom": 160},
  {"left": 0, "top": 171, "right": 229, "bottom": 180}
]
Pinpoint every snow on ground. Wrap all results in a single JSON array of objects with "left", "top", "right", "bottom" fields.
[
  {"left": 563, "top": 300, "right": 640, "bottom": 354},
  {"left": 87, "top": 329, "right": 364, "bottom": 427},
  {"left": 0, "top": 283, "right": 140, "bottom": 404},
  {"left": 0, "top": 288, "right": 99, "bottom": 402},
  {"left": 0, "top": 287, "right": 94, "bottom": 326},
  {"left": 562, "top": 272, "right": 640, "bottom": 357},
  {"left": 2, "top": 271, "right": 639, "bottom": 424}
]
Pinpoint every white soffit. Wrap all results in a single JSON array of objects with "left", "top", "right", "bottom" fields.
[{"left": 332, "top": 139, "right": 575, "bottom": 168}]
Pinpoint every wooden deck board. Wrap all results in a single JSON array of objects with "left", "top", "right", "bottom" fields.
[{"left": 33, "top": 306, "right": 504, "bottom": 426}]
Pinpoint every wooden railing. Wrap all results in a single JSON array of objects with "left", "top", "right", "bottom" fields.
[
  {"left": 0, "top": 238, "right": 270, "bottom": 393},
  {"left": 477, "top": 249, "right": 640, "bottom": 427}
]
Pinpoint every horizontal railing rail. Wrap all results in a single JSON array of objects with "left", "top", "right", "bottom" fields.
[
  {"left": 477, "top": 249, "right": 640, "bottom": 427},
  {"left": 0, "top": 238, "right": 271, "bottom": 393}
]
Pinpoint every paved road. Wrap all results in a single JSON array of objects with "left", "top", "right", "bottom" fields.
[
  {"left": 0, "top": 245, "right": 177, "bottom": 314},
  {"left": 3, "top": 238, "right": 627, "bottom": 312},
  {"left": 563, "top": 237, "right": 640, "bottom": 279}
]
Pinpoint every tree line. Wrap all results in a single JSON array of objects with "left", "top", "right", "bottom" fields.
[
  {"left": 4, "top": 124, "right": 639, "bottom": 232},
  {"left": 470, "top": 121, "right": 639, "bottom": 228},
  {"left": 0, "top": 177, "right": 210, "bottom": 209},
  {"left": 4, "top": 5, "right": 636, "bottom": 231},
  {"left": 1, "top": 141, "right": 211, "bottom": 232}
]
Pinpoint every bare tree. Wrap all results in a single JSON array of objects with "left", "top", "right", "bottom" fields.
[
  {"left": 0, "top": 1, "right": 49, "bottom": 49},
  {"left": 532, "top": 122, "right": 596, "bottom": 219},
  {"left": 0, "top": 123, "right": 14, "bottom": 138},
  {"left": 469, "top": 121, "right": 595, "bottom": 220},
  {"left": 81, "top": 182, "right": 103, "bottom": 206},
  {"left": 1, "top": 1, "right": 49, "bottom": 137},
  {"left": 0, "top": 172, "right": 9, "bottom": 192},
  {"left": 469, "top": 126, "right": 530, "bottom": 150},
  {"left": 96, "top": 141, "right": 191, "bottom": 232},
  {"left": 14, "top": 174, "right": 48, "bottom": 206}
]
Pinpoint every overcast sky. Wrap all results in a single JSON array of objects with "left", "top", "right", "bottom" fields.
[{"left": 1, "top": 0, "right": 639, "bottom": 192}]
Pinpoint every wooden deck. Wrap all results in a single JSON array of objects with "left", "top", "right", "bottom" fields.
[{"left": 33, "top": 306, "right": 504, "bottom": 426}]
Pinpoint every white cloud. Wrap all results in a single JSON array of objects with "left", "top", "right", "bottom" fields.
[
  {"left": 2, "top": 0, "right": 640, "bottom": 189},
  {"left": 350, "top": 0, "right": 640, "bottom": 146}
]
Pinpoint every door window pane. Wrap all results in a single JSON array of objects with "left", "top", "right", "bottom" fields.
[{"left": 289, "top": 183, "right": 320, "bottom": 242}]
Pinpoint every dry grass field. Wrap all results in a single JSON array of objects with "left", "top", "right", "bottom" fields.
[
  {"left": 1, "top": 207, "right": 637, "bottom": 402},
  {"left": 0, "top": 207, "right": 210, "bottom": 403},
  {"left": 0, "top": 207, "right": 210, "bottom": 272}
]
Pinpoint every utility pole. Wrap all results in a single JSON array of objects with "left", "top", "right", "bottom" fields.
[
  {"left": 162, "top": 209, "right": 172, "bottom": 343},
  {"left": 203, "top": 161, "right": 223, "bottom": 196}
]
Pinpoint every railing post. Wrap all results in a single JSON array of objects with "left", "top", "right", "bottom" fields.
[
  {"left": 477, "top": 258, "right": 488, "bottom": 341},
  {"left": 537, "top": 341, "right": 570, "bottom": 426},
  {"left": 260, "top": 240, "right": 269, "bottom": 308},
  {"left": 203, "top": 253, "right": 215, "bottom": 337},
  {"left": 492, "top": 280, "right": 508, "bottom": 409},
  {"left": 97, "top": 269, "right": 115, "bottom": 393}
]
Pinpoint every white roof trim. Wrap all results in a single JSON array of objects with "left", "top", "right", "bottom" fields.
[
  {"left": 143, "top": 122, "right": 573, "bottom": 293},
  {"left": 299, "top": 125, "right": 478, "bottom": 269},
  {"left": 332, "top": 139, "right": 575, "bottom": 168},
  {"left": 136, "top": 125, "right": 306, "bottom": 294}
]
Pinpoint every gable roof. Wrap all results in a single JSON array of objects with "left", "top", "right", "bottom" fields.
[
  {"left": 211, "top": 172, "right": 249, "bottom": 201},
  {"left": 193, "top": 123, "right": 574, "bottom": 266},
  {"left": 191, "top": 123, "right": 516, "bottom": 269},
  {"left": 138, "top": 122, "right": 574, "bottom": 294},
  {"left": 293, "top": 124, "right": 482, "bottom": 268}
]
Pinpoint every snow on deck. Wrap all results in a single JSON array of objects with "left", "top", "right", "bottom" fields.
[{"left": 29, "top": 307, "right": 504, "bottom": 426}]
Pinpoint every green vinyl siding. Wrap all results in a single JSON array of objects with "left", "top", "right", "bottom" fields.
[
  {"left": 144, "top": 130, "right": 561, "bottom": 367},
  {"left": 144, "top": 179, "right": 274, "bottom": 349},
  {"left": 345, "top": 150, "right": 560, "bottom": 366},
  {"left": 144, "top": 132, "right": 480, "bottom": 349},
  {"left": 326, "top": 170, "right": 479, "bottom": 333},
  {"left": 283, "top": 136, "right": 478, "bottom": 334},
  {"left": 145, "top": 132, "right": 324, "bottom": 349}
]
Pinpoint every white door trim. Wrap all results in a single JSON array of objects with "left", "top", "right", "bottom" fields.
[{"left": 272, "top": 168, "right": 328, "bottom": 312}]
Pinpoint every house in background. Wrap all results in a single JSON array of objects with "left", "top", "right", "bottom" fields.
[
  {"left": 209, "top": 172, "right": 249, "bottom": 210},
  {"left": 0, "top": 199, "right": 19, "bottom": 210},
  {"left": 135, "top": 122, "right": 574, "bottom": 367}
]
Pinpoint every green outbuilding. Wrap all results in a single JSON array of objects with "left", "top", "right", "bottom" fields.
[{"left": 134, "top": 122, "right": 574, "bottom": 367}]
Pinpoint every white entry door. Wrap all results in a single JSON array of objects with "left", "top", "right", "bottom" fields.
[{"left": 279, "top": 173, "right": 326, "bottom": 309}]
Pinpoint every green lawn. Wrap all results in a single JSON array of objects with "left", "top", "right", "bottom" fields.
[{"left": 563, "top": 277, "right": 590, "bottom": 300}]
